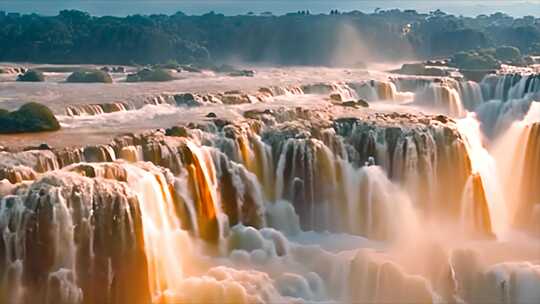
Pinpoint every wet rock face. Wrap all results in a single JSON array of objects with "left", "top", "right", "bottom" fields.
[
  {"left": 339, "top": 100, "right": 369, "bottom": 108},
  {"left": 0, "top": 171, "right": 151, "bottom": 304},
  {"left": 331, "top": 113, "right": 478, "bottom": 229},
  {"left": 4, "top": 108, "right": 473, "bottom": 223},
  {"left": 329, "top": 93, "right": 342, "bottom": 102},
  {"left": 166, "top": 126, "right": 190, "bottom": 137},
  {"left": 174, "top": 93, "right": 204, "bottom": 107},
  {"left": 0, "top": 149, "right": 59, "bottom": 183}
]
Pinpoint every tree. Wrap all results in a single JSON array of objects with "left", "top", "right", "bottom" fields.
[{"left": 495, "top": 46, "right": 522, "bottom": 62}]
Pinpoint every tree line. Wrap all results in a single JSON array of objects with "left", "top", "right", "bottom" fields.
[{"left": 1, "top": 9, "right": 540, "bottom": 65}]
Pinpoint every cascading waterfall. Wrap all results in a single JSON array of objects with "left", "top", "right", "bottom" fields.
[
  {"left": 2, "top": 71, "right": 540, "bottom": 304},
  {"left": 456, "top": 114, "right": 506, "bottom": 236},
  {"left": 475, "top": 97, "right": 532, "bottom": 138},
  {"left": 348, "top": 80, "right": 397, "bottom": 101},
  {"left": 492, "top": 102, "right": 540, "bottom": 234},
  {"left": 481, "top": 73, "right": 540, "bottom": 101},
  {"left": 455, "top": 80, "right": 484, "bottom": 111},
  {"left": 65, "top": 102, "right": 130, "bottom": 117},
  {"left": 391, "top": 77, "right": 484, "bottom": 113},
  {"left": 414, "top": 82, "right": 466, "bottom": 116},
  {"left": 123, "top": 164, "right": 190, "bottom": 303}
]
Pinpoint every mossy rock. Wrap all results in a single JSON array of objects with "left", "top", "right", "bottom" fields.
[
  {"left": 174, "top": 93, "right": 203, "bottom": 107},
  {"left": 17, "top": 70, "right": 45, "bottom": 82},
  {"left": 165, "top": 126, "right": 189, "bottom": 137},
  {"left": 66, "top": 69, "right": 113, "bottom": 83},
  {"left": 126, "top": 68, "right": 174, "bottom": 82},
  {"left": 228, "top": 70, "right": 255, "bottom": 77},
  {"left": 0, "top": 102, "right": 60, "bottom": 134}
]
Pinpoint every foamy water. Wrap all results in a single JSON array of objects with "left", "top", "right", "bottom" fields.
[{"left": 1, "top": 65, "right": 540, "bottom": 304}]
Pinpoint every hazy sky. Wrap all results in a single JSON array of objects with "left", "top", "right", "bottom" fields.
[{"left": 2, "top": 0, "right": 540, "bottom": 17}]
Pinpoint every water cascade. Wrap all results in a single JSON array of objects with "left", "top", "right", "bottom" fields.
[
  {"left": 348, "top": 80, "right": 397, "bottom": 101},
  {"left": 481, "top": 73, "right": 540, "bottom": 101},
  {"left": 456, "top": 114, "right": 506, "bottom": 236},
  {"left": 492, "top": 103, "right": 540, "bottom": 234},
  {"left": 414, "top": 81, "right": 466, "bottom": 116},
  {"left": 1, "top": 74, "right": 540, "bottom": 303},
  {"left": 65, "top": 102, "right": 130, "bottom": 117}
]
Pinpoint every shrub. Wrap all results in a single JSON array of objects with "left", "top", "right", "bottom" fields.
[
  {"left": 451, "top": 51, "right": 500, "bottom": 69},
  {"left": 495, "top": 46, "right": 522, "bottom": 62},
  {"left": 0, "top": 102, "right": 60, "bottom": 133}
]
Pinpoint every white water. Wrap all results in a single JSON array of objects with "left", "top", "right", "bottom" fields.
[
  {"left": 457, "top": 113, "right": 508, "bottom": 235},
  {"left": 125, "top": 165, "right": 191, "bottom": 302},
  {"left": 1, "top": 65, "right": 540, "bottom": 304}
]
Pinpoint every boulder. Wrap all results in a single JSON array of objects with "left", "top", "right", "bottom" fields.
[
  {"left": 341, "top": 101, "right": 358, "bottom": 108},
  {"left": 165, "top": 126, "right": 189, "bottom": 137},
  {"left": 0, "top": 102, "right": 60, "bottom": 134},
  {"left": 206, "top": 112, "right": 217, "bottom": 118},
  {"left": 357, "top": 99, "right": 370, "bottom": 107},
  {"left": 434, "top": 115, "right": 450, "bottom": 124},
  {"left": 330, "top": 93, "right": 342, "bottom": 102},
  {"left": 17, "top": 69, "right": 45, "bottom": 82},
  {"left": 339, "top": 99, "right": 369, "bottom": 109},
  {"left": 112, "top": 66, "right": 125, "bottom": 73},
  {"left": 66, "top": 69, "right": 113, "bottom": 83},
  {"left": 179, "top": 65, "right": 202, "bottom": 73},
  {"left": 399, "top": 63, "right": 426, "bottom": 75},
  {"left": 126, "top": 68, "right": 174, "bottom": 82},
  {"left": 228, "top": 70, "right": 255, "bottom": 77},
  {"left": 174, "top": 93, "right": 204, "bottom": 107}
]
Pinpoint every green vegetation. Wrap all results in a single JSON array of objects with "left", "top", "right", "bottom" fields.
[
  {"left": 1, "top": 10, "right": 540, "bottom": 65},
  {"left": 495, "top": 46, "right": 522, "bottom": 62},
  {"left": 0, "top": 102, "right": 60, "bottom": 133},
  {"left": 126, "top": 68, "right": 174, "bottom": 82},
  {"left": 450, "top": 46, "right": 525, "bottom": 69},
  {"left": 451, "top": 51, "right": 500, "bottom": 70},
  {"left": 66, "top": 69, "right": 113, "bottom": 83},
  {"left": 17, "top": 69, "right": 45, "bottom": 82}
]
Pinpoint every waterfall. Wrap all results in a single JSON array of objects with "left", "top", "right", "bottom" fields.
[
  {"left": 2, "top": 100, "right": 540, "bottom": 303},
  {"left": 491, "top": 102, "right": 540, "bottom": 234},
  {"left": 0, "top": 169, "right": 151, "bottom": 304},
  {"left": 391, "top": 77, "right": 432, "bottom": 93},
  {"left": 123, "top": 165, "right": 191, "bottom": 303},
  {"left": 65, "top": 102, "right": 129, "bottom": 116},
  {"left": 481, "top": 73, "right": 540, "bottom": 101},
  {"left": 456, "top": 114, "right": 507, "bottom": 236},
  {"left": 456, "top": 80, "right": 484, "bottom": 111},
  {"left": 475, "top": 98, "right": 532, "bottom": 138},
  {"left": 414, "top": 82, "right": 466, "bottom": 117},
  {"left": 348, "top": 80, "right": 397, "bottom": 101}
]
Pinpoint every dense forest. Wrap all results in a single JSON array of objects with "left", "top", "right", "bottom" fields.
[{"left": 1, "top": 9, "right": 540, "bottom": 65}]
